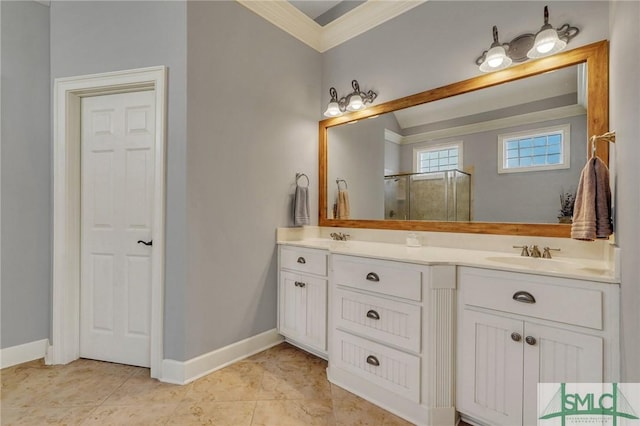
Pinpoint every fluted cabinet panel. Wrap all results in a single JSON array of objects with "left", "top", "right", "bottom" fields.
[
  {"left": 458, "top": 309, "right": 524, "bottom": 426},
  {"left": 335, "top": 288, "right": 421, "bottom": 353},
  {"left": 333, "top": 330, "right": 421, "bottom": 402}
]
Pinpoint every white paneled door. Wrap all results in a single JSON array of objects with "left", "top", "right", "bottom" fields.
[{"left": 80, "top": 91, "right": 156, "bottom": 367}]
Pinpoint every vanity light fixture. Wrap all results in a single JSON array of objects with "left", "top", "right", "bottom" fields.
[
  {"left": 477, "top": 26, "right": 512, "bottom": 73},
  {"left": 475, "top": 5, "right": 579, "bottom": 73},
  {"left": 527, "top": 6, "right": 579, "bottom": 59},
  {"left": 323, "top": 80, "right": 378, "bottom": 117}
]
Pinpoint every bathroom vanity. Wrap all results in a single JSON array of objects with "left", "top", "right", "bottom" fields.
[
  {"left": 278, "top": 40, "right": 617, "bottom": 426},
  {"left": 276, "top": 227, "right": 620, "bottom": 426}
]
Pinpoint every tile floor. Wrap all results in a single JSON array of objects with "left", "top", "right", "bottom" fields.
[{"left": 1, "top": 342, "right": 418, "bottom": 425}]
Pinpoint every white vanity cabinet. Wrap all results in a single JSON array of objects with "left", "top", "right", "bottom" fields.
[
  {"left": 328, "top": 254, "right": 457, "bottom": 426},
  {"left": 278, "top": 245, "right": 328, "bottom": 357},
  {"left": 456, "top": 267, "right": 619, "bottom": 426}
]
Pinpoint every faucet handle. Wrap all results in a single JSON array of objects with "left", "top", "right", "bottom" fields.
[
  {"left": 542, "top": 247, "right": 561, "bottom": 259},
  {"left": 513, "top": 245, "right": 530, "bottom": 257}
]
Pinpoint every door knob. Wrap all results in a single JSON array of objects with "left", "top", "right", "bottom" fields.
[
  {"left": 511, "top": 332, "right": 522, "bottom": 342},
  {"left": 137, "top": 240, "right": 153, "bottom": 246},
  {"left": 525, "top": 336, "right": 537, "bottom": 346}
]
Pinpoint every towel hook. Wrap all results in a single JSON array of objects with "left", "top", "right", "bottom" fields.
[
  {"left": 590, "top": 131, "right": 616, "bottom": 157},
  {"left": 296, "top": 172, "right": 309, "bottom": 187},
  {"left": 336, "top": 178, "right": 348, "bottom": 190}
]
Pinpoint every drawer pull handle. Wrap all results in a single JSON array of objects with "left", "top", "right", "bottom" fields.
[
  {"left": 511, "top": 332, "right": 522, "bottom": 342},
  {"left": 366, "top": 310, "right": 380, "bottom": 320},
  {"left": 366, "top": 355, "right": 380, "bottom": 367},
  {"left": 512, "top": 291, "right": 536, "bottom": 304},
  {"left": 366, "top": 272, "right": 380, "bottom": 282},
  {"left": 294, "top": 281, "right": 306, "bottom": 288},
  {"left": 297, "top": 257, "right": 306, "bottom": 264},
  {"left": 525, "top": 336, "right": 537, "bottom": 346}
]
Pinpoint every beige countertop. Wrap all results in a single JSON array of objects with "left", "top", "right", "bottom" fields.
[{"left": 277, "top": 238, "right": 618, "bottom": 284}]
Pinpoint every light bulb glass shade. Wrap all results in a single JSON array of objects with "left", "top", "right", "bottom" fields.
[
  {"left": 527, "top": 28, "right": 566, "bottom": 58},
  {"left": 323, "top": 101, "right": 342, "bottom": 117},
  {"left": 479, "top": 45, "right": 512, "bottom": 72},
  {"left": 346, "top": 94, "right": 364, "bottom": 111}
]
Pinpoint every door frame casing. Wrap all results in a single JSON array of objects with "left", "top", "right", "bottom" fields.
[{"left": 51, "top": 66, "right": 167, "bottom": 378}]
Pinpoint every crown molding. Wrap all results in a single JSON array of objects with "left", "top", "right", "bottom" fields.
[
  {"left": 385, "top": 129, "right": 403, "bottom": 144},
  {"left": 321, "top": 1, "right": 427, "bottom": 52},
  {"left": 399, "top": 104, "right": 586, "bottom": 145},
  {"left": 237, "top": 1, "right": 322, "bottom": 51},
  {"left": 237, "top": 0, "right": 427, "bottom": 53}
]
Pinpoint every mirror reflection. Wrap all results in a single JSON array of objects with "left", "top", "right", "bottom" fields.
[{"left": 327, "top": 64, "right": 587, "bottom": 224}]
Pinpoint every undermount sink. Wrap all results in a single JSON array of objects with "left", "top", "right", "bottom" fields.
[{"left": 485, "top": 256, "right": 583, "bottom": 273}]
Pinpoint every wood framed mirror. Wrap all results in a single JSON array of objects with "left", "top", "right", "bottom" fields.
[{"left": 319, "top": 40, "right": 609, "bottom": 237}]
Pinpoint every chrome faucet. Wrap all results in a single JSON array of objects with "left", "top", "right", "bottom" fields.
[{"left": 330, "top": 232, "right": 350, "bottom": 241}]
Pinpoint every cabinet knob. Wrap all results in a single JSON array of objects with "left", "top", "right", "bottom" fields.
[
  {"left": 511, "top": 332, "right": 522, "bottom": 342},
  {"left": 366, "top": 355, "right": 380, "bottom": 367},
  {"left": 525, "top": 336, "right": 537, "bottom": 346},
  {"left": 296, "top": 257, "right": 306, "bottom": 264},
  {"left": 366, "top": 310, "right": 380, "bottom": 320},
  {"left": 512, "top": 291, "right": 536, "bottom": 304},
  {"left": 294, "top": 281, "right": 306, "bottom": 288},
  {"left": 366, "top": 272, "right": 380, "bottom": 282}
]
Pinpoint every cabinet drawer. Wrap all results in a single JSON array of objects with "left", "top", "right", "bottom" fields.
[
  {"left": 333, "top": 255, "right": 422, "bottom": 301},
  {"left": 334, "top": 288, "right": 421, "bottom": 353},
  {"left": 459, "top": 268, "right": 603, "bottom": 330},
  {"left": 332, "top": 330, "right": 420, "bottom": 402},
  {"left": 280, "top": 246, "right": 327, "bottom": 276}
]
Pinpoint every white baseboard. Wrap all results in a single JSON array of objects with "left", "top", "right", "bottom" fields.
[
  {"left": 160, "top": 328, "right": 283, "bottom": 385},
  {"left": 0, "top": 339, "right": 49, "bottom": 369}
]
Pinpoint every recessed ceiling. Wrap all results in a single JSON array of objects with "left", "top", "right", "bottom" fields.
[
  {"left": 237, "top": 0, "right": 427, "bottom": 52},
  {"left": 288, "top": 1, "right": 366, "bottom": 26},
  {"left": 288, "top": 1, "right": 343, "bottom": 20}
]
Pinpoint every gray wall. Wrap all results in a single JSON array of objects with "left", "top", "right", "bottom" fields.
[
  {"left": 609, "top": 0, "right": 640, "bottom": 381},
  {"left": 327, "top": 113, "right": 400, "bottom": 220},
  {"left": 1, "top": 1, "right": 51, "bottom": 349},
  {"left": 49, "top": 1, "right": 190, "bottom": 359},
  {"left": 385, "top": 141, "right": 401, "bottom": 174},
  {"left": 400, "top": 115, "right": 587, "bottom": 223},
  {"left": 184, "top": 2, "right": 321, "bottom": 360},
  {"left": 322, "top": 1, "right": 609, "bottom": 110}
]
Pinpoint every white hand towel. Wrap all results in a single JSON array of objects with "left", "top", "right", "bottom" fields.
[{"left": 294, "top": 185, "right": 310, "bottom": 226}]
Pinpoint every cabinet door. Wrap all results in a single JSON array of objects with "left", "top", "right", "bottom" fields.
[
  {"left": 458, "top": 309, "right": 524, "bottom": 426},
  {"left": 522, "top": 323, "right": 603, "bottom": 426},
  {"left": 279, "top": 271, "right": 327, "bottom": 351}
]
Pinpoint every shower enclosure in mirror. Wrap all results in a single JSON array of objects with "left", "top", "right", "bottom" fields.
[{"left": 384, "top": 171, "right": 470, "bottom": 221}]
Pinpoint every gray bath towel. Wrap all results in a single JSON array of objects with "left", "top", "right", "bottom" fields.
[
  {"left": 294, "top": 185, "right": 310, "bottom": 226},
  {"left": 571, "top": 156, "right": 612, "bottom": 240}
]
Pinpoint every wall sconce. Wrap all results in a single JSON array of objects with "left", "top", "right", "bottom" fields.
[
  {"left": 475, "top": 6, "right": 579, "bottom": 73},
  {"left": 323, "top": 80, "right": 378, "bottom": 117}
]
